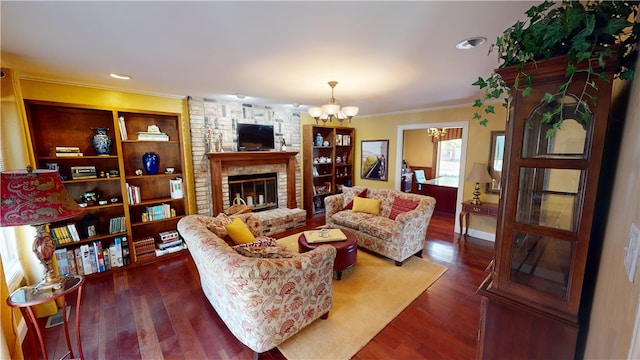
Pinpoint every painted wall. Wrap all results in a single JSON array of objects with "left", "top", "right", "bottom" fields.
[
  {"left": 403, "top": 129, "right": 433, "bottom": 169},
  {"left": 584, "top": 59, "right": 640, "bottom": 358}
]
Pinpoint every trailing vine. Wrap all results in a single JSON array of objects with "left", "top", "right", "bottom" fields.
[{"left": 472, "top": 0, "right": 639, "bottom": 137}]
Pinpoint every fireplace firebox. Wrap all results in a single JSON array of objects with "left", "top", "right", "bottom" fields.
[{"left": 228, "top": 173, "right": 278, "bottom": 212}]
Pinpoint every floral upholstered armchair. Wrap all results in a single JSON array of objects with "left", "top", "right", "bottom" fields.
[{"left": 177, "top": 214, "right": 336, "bottom": 356}]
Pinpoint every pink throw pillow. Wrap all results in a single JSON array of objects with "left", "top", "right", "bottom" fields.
[
  {"left": 388, "top": 197, "right": 419, "bottom": 220},
  {"left": 344, "top": 189, "right": 368, "bottom": 210}
]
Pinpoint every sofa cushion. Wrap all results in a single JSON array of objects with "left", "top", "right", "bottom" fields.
[
  {"left": 233, "top": 245, "right": 294, "bottom": 259},
  {"left": 225, "top": 217, "right": 256, "bottom": 244},
  {"left": 343, "top": 188, "right": 368, "bottom": 210},
  {"left": 352, "top": 196, "right": 381, "bottom": 215},
  {"left": 359, "top": 216, "right": 396, "bottom": 240},
  {"left": 388, "top": 196, "right": 420, "bottom": 220},
  {"left": 330, "top": 210, "right": 377, "bottom": 230}
]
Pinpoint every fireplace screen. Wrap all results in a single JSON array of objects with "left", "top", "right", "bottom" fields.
[{"left": 228, "top": 172, "right": 278, "bottom": 212}]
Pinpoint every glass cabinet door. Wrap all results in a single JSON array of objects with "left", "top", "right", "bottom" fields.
[{"left": 499, "top": 94, "right": 595, "bottom": 306}]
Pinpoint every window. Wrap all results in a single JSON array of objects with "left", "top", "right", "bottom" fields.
[
  {"left": 436, "top": 138, "right": 462, "bottom": 178},
  {"left": 0, "top": 134, "right": 25, "bottom": 290}
]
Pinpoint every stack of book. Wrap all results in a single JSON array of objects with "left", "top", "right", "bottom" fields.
[
  {"left": 146, "top": 204, "right": 172, "bottom": 221},
  {"left": 155, "top": 230, "right": 186, "bottom": 256},
  {"left": 133, "top": 237, "right": 156, "bottom": 261},
  {"left": 50, "top": 223, "right": 81, "bottom": 244},
  {"left": 70, "top": 166, "right": 97, "bottom": 180},
  {"left": 137, "top": 131, "right": 169, "bottom": 141},
  {"left": 109, "top": 216, "right": 126, "bottom": 234},
  {"left": 55, "top": 146, "right": 83, "bottom": 157}
]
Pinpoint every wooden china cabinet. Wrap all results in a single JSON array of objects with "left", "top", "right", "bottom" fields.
[{"left": 477, "top": 56, "right": 620, "bottom": 359}]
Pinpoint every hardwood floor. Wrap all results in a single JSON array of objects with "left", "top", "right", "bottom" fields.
[{"left": 23, "top": 212, "right": 493, "bottom": 360}]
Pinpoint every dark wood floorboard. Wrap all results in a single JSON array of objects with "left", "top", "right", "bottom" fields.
[{"left": 22, "top": 212, "right": 493, "bottom": 360}]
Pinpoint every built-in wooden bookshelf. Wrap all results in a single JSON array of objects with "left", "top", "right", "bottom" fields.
[
  {"left": 24, "top": 100, "right": 188, "bottom": 276},
  {"left": 302, "top": 124, "right": 355, "bottom": 217}
]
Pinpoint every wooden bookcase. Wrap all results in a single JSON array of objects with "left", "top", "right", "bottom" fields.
[
  {"left": 24, "top": 100, "right": 188, "bottom": 274},
  {"left": 302, "top": 124, "right": 355, "bottom": 217}
]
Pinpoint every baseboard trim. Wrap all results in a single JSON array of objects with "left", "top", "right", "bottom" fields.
[
  {"left": 456, "top": 229, "right": 496, "bottom": 242},
  {"left": 18, "top": 317, "right": 27, "bottom": 343}
]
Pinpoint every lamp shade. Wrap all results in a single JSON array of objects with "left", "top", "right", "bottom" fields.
[
  {"left": 465, "top": 163, "right": 492, "bottom": 183},
  {"left": 1, "top": 169, "right": 85, "bottom": 227}
]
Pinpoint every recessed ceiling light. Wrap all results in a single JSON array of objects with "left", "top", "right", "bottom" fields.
[
  {"left": 110, "top": 73, "right": 131, "bottom": 80},
  {"left": 456, "top": 37, "right": 487, "bottom": 50}
]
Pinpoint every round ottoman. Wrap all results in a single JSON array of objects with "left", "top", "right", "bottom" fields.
[{"left": 298, "top": 229, "right": 358, "bottom": 280}]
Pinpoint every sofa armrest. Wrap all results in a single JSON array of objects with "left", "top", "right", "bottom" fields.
[{"left": 324, "top": 194, "right": 344, "bottom": 220}]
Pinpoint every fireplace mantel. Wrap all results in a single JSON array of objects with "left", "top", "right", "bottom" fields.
[{"left": 207, "top": 151, "right": 299, "bottom": 215}]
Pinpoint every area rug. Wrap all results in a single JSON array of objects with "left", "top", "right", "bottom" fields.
[{"left": 276, "top": 233, "right": 447, "bottom": 360}]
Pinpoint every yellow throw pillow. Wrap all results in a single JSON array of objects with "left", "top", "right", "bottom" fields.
[
  {"left": 352, "top": 196, "right": 381, "bottom": 216},
  {"left": 224, "top": 217, "right": 256, "bottom": 244}
]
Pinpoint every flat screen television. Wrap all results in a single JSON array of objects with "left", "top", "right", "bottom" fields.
[{"left": 237, "top": 123, "right": 275, "bottom": 151}]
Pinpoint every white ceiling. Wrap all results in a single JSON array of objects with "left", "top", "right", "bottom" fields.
[{"left": 1, "top": 1, "right": 538, "bottom": 116}]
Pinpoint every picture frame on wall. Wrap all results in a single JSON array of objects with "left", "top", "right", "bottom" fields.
[{"left": 361, "top": 140, "right": 389, "bottom": 181}]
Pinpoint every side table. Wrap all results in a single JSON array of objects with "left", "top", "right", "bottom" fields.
[
  {"left": 459, "top": 201, "right": 498, "bottom": 241},
  {"left": 7, "top": 275, "right": 85, "bottom": 360}
]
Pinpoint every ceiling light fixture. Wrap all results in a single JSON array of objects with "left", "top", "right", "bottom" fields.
[
  {"left": 427, "top": 127, "right": 447, "bottom": 140},
  {"left": 110, "top": 73, "right": 131, "bottom": 80},
  {"left": 308, "top": 81, "right": 359, "bottom": 124},
  {"left": 235, "top": 93, "right": 246, "bottom": 99},
  {"left": 456, "top": 37, "right": 487, "bottom": 50}
]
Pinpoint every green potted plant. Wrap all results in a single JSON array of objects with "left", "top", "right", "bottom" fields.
[{"left": 472, "top": 0, "right": 639, "bottom": 137}]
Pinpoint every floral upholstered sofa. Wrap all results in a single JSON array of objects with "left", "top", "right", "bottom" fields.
[
  {"left": 325, "top": 186, "right": 436, "bottom": 266},
  {"left": 177, "top": 213, "right": 336, "bottom": 356}
]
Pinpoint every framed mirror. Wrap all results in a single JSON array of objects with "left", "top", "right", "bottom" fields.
[{"left": 486, "top": 131, "right": 505, "bottom": 194}]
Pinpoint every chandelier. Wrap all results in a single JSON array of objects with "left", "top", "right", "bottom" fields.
[
  {"left": 427, "top": 128, "right": 447, "bottom": 140},
  {"left": 308, "top": 81, "right": 359, "bottom": 124}
]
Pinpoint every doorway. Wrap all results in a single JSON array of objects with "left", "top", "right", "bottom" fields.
[{"left": 395, "top": 121, "right": 468, "bottom": 232}]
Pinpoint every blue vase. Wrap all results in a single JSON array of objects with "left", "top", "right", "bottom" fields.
[
  {"left": 142, "top": 152, "right": 159, "bottom": 175},
  {"left": 315, "top": 133, "right": 323, "bottom": 146},
  {"left": 91, "top": 128, "right": 112, "bottom": 155}
]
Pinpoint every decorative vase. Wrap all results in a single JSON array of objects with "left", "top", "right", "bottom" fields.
[
  {"left": 91, "top": 128, "right": 112, "bottom": 155},
  {"left": 315, "top": 133, "right": 323, "bottom": 146},
  {"left": 142, "top": 152, "right": 159, "bottom": 175}
]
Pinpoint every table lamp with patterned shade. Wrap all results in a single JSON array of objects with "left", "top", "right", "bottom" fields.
[
  {"left": 0, "top": 167, "right": 85, "bottom": 290},
  {"left": 465, "top": 163, "right": 493, "bottom": 205}
]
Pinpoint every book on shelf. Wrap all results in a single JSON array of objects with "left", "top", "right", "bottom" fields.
[
  {"left": 70, "top": 166, "right": 97, "bottom": 179},
  {"left": 126, "top": 183, "right": 141, "bottom": 205},
  {"left": 66, "top": 249, "right": 77, "bottom": 275},
  {"left": 55, "top": 146, "right": 81, "bottom": 153},
  {"left": 159, "top": 230, "right": 179, "bottom": 242},
  {"left": 93, "top": 241, "right": 105, "bottom": 272},
  {"left": 145, "top": 204, "right": 172, "bottom": 221},
  {"left": 80, "top": 244, "right": 94, "bottom": 275},
  {"left": 158, "top": 239, "right": 183, "bottom": 250},
  {"left": 137, "top": 132, "right": 169, "bottom": 141},
  {"left": 55, "top": 152, "right": 84, "bottom": 158},
  {"left": 54, "top": 248, "right": 70, "bottom": 276},
  {"left": 74, "top": 247, "right": 84, "bottom": 275},
  {"left": 103, "top": 249, "right": 111, "bottom": 271},
  {"left": 133, "top": 236, "right": 156, "bottom": 261},
  {"left": 118, "top": 116, "right": 128, "bottom": 141},
  {"left": 109, "top": 237, "right": 124, "bottom": 268},
  {"left": 155, "top": 242, "right": 187, "bottom": 257},
  {"left": 109, "top": 216, "right": 126, "bottom": 234},
  {"left": 121, "top": 236, "right": 131, "bottom": 265}
]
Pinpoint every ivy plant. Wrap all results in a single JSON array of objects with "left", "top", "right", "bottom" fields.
[{"left": 472, "top": 0, "right": 639, "bottom": 137}]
